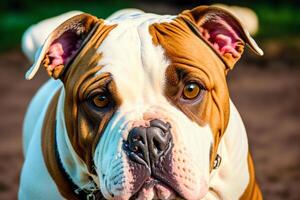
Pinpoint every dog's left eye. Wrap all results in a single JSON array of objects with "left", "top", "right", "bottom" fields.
[
  {"left": 92, "top": 94, "right": 110, "bottom": 108},
  {"left": 182, "top": 82, "right": 201, "bottom": 100}
]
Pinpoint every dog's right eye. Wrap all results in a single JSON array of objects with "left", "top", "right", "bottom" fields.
[{"left": 91, "top": 94, "right": 110, "bottom": 108}]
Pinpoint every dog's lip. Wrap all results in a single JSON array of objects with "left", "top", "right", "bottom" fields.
[{"left": 129, "top": 177, "right": 182, "bottom": 200}]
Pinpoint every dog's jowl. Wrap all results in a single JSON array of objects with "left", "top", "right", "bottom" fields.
[{"left": 19, "top": 6, "right": 263, "bottom": 200}]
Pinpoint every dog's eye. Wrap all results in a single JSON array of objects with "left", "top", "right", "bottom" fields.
[
  {"left": 182, "top": 82, "right": 201, "bottom": 99},
  {"left": 92, "top": 94, "right": 109, "bottom": 108}
]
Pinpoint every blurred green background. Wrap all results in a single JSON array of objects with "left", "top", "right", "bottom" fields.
[{"left": 1, "top": 0, "right": 300, "bottom": 51}]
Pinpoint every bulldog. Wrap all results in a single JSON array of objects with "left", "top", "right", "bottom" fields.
[{"left": 19, "top": 6, "right": 264, "bottom": 200}]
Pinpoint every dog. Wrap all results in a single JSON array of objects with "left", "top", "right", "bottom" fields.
[{"left": 19, "top": 6, "right": 264, "bottom": 200}]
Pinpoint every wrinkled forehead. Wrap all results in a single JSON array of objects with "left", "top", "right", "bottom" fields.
[{"left": 95, "top": 13, "right": 176, "bottom": 106}]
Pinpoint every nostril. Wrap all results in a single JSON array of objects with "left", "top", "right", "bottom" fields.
[
  {"left": 125, "top": 126, "right": 151, "bottom": 166},
  {"left": 153, "top": 137, "right": 163, "bottom": 152},
  {"left": 128, "top": 140, "right": 145, "bottom": 153},
  {"left": 153, "top": 138, "right": 159, "bottom": 151},
  {"left": 128, "top": 127, "right": 146, "bottom": 143},
  {"left": 147, "top": 125, "right": 171, "bottom": 160},
  {"left": 132, "top": 146, "right": 139, "bottom": 152}
]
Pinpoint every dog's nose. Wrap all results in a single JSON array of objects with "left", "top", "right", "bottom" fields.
[{"left": 124, "top": 119, "right": 172, "bottom": 167}]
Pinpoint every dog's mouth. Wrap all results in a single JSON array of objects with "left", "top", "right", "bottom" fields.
[{"left": 129, "top": 177, "right": 182, "bottom": 200}]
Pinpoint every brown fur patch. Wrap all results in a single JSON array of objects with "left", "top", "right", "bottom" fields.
[
  {"left": 240, "top": 154, "right": 263, "bottom": 200},
  {"left": 149, "top": 16, "right": 229, "bottom": 170},
  {"left": 62, "top": 21, "right": 118, "bottom": 173},
  {"left": 42, "top": 18, "right": 118, "bottom": 199},
  {"left": 149, "top": 8, "right": 262, "bottom": 199}
]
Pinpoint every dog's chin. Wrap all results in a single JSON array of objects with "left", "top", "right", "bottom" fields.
[{"left": 129, "top": 178, "right": 178, "bottom": 200}]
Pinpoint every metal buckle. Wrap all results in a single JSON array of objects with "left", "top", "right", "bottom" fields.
[
  {"left": 86, "top": 193, "right": 96, "bottom": 200},
  {"left": 213, "top": 154, "right": 222, "bottom": 169}
]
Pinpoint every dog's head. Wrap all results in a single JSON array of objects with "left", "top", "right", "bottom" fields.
[{"left": 27, "top": 6, "right": 262, "bottom": 199}]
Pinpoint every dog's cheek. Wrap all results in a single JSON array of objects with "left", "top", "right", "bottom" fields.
[
  {"left": 126, "top": 160, "right": 151, "bottom": 193},
  {"left": 94, "top": 146, "right": 148, "bottom": 198},
  {"left": 168, "top": 115, "right": 212, "bottom": 198},
  {"left": 92, "top": 117, "right": 149, "bottom": 199},
  {"left": 77, "top": 113, "right": 94, "bottom": 148},
  {"left": 77, "top": 104, "right": 102, "bottom": 146},
  {"left": 76, "top": 103, "right": 112, "bottom": 172}
]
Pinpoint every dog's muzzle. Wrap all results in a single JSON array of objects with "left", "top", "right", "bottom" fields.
[{"left": 123, "top": 119, "right": 172, "bottom": 170}]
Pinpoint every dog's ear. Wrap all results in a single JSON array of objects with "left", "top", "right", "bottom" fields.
[
  {"left": 180, "top": 6, "right": 263, "bottom": 70},
  {"left": 25, "top": 13, "right": 100, "bottom": 80}
]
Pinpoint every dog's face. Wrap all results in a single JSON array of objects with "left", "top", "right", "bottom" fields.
[{"left": 28, "top": 6, "right": 262, "bottom": 199}]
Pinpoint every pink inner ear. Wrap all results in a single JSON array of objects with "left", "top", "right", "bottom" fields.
[
  {"left": 199, "top": 17, "right": 241, "bottom": 58},
  {"left": 47, "top": 31, "right": 82, "bottom": 70}
]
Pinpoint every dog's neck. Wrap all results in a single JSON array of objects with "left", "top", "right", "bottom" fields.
[
  {"left": 57, "top": 90, "right": 250, "bottom": 199},
  {"left": 205, "top": 100, "right": 250, "bottom": 199},
  {"left": 56, "top": 89, "right": 97, "bottom": 190}
]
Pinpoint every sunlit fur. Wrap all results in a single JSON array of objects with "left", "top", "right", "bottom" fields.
[{"left": 20, "top": 9, "right": 252, "bottom": 200}]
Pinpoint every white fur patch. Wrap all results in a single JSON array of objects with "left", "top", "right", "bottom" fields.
[
  {"left": 205, "top": 101, "right": 250, "bottom": 200},
  {"left": 93, "top": 13, "right": 213, "bottom": 199}
]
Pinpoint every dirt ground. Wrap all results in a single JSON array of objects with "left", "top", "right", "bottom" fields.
[{"left": 0, "top": 48, "right": 299, "bottom": 200}]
